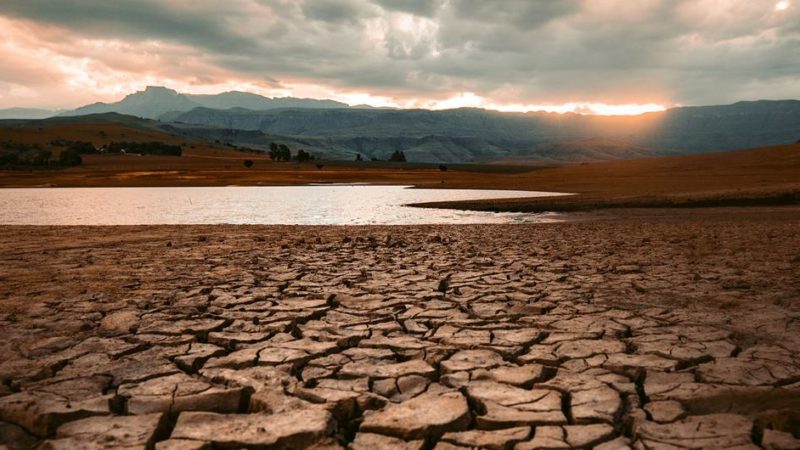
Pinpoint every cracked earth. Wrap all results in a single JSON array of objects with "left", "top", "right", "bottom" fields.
[{"left": 0, "top": 219, "right": 799, "bottom": 449}]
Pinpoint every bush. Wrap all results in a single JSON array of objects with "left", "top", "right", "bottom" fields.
[
  {"left": 355, "top": 153, "right": 363, "bottom": 162},
  {"left": 439, "top": 164, "right": 448, "bottom": 172},
  {"left": 316, "top": 164, "right": 324, "bottom": 169},
  {"left": 243, "top": 159, "right": 254, "bottom": 168}
]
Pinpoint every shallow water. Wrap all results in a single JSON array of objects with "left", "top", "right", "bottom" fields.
[{"left": 0, "top": 185, "right": 567, "bottom": 225}]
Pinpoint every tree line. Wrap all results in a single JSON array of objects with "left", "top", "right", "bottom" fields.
[
  {"left": 0, "top": 141, "right": 83, "bottom": 168},
  {"left": 354, "top": 150, "right": 407, "bottom": 162},
  {"left": 268, "top": 143, "right": 315, "bottom": 162}
]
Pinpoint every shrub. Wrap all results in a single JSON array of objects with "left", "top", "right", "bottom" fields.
[
  {"left": 243, "top": 159, "right": 254, "bottom": 168},
  {"left": 439, "top": 164, "right": 448, "bottom": 172}
]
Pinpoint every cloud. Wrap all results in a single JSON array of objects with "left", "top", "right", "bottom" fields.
[
  {"left": 371, "top": 0, "right": 445, "bottom": 17},
  {"left": 0, "top": 0, "right": 798, "bottom": 109}
]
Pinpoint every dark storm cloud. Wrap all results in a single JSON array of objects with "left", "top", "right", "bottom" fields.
[
  {"left": 0, "top": 0, "right": 261, "bottom": 53},
  {"left": 1, "top": 0, "right": 799, "bottom": 107},
  {"left": 371, "top": 0, "right": 445, "bottom": 17},
  {"left": 301, "top": 0, "right": 376, "bottom": 23},
  {"left": 447, "top": 0, "right": 580, "bottom": 28}
]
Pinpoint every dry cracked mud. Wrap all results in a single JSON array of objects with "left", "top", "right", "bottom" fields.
[{"left": 0, "top": 218, "right": 799, "bottom": 449}]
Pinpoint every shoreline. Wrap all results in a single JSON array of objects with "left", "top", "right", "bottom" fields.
[{"left": 411, "top": 189, "right": 800, "bottom": 212}]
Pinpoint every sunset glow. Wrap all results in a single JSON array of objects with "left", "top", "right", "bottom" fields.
[
  {"left": 1, "top": 1, "right": 798, "bottom": 112},
  {"left": 398, "top": 93, "right": 668, "bottom": 115}
]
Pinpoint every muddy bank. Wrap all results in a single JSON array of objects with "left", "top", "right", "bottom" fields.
[{"left": 413, "top": 189, "right": 800, "bottom": 213}]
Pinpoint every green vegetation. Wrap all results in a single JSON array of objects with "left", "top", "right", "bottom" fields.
[{"left": 243, "top": 159, "right": 254, "bottom": 168}]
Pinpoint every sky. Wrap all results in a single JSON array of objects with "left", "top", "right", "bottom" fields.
[{"left": 0, "top": 0, "right": 799, "bottom": 114}]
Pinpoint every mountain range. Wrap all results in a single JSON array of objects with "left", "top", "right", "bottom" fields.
[
  {"left": 3, "top": 86, "right": 800, "bottom": 163},
  {"left": 165, "top": 100, "right": 800, "bottom": 163},
  {"left": 0, "top": 108, "right": 61, "bottom": 120},
  {"left": 58, "top": 86, "right": 349, "bottom": 119}
]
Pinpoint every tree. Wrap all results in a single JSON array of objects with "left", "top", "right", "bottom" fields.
[
  {"left": 439, "top": 164, "right": 448, "bottom": 172},
  {"left": 389, "top": 150, "right": 407, "bottom": 162},
  {"left": 58, "top": 149, "right": 83, "bottom": 166},
  {"left": 355, "top": 153, "right": 363, "bottom": 162},
  {"left": 67, "top": 141, "right": 97, "bottom": 154},
  {"left": 269, "top": 143, "right": 291, "bottom": 161},
  {"left": 243, "top": 159, "right": 254, "bottom": 168},
  {"left": 0, "top": 153, "right": 18, "bottom": 167},
  {"left": 295, "top": 149, "right": 311, "bottom": 162},
  {"left": 268, "top": 142, "right": 279, "bottom": 160},
  {"left": 278, "top": 144, "right": 291, "bottom": 161},
  {"left": 32, "top": 150, "right": 52, "bottom": 166}
]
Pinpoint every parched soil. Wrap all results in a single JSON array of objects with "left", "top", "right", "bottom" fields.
[{"left": 1, "top": 212, "right": 800, "bottom": 448}]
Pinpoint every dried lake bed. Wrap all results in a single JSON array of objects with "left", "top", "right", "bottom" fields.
[{"left": 1, "top": 210, "right": 799, "bottom": 448}]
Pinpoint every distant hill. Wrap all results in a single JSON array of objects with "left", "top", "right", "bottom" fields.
[
  {"left": 187, "top": 91, "right": 347, "bottom": 110},
  {"left": 62, "top": 86, "right": 200, "bottom": 119},
  {"left": 165, "top": 100, "right": 800, "bottom": 163},
  {"left": 0, "top": 108, "right": 57, "bottom": 120},
  {"left": 61, "top": 86, "right": 349, "bottom": 120},
  {"left": 12, "top": 96, "right": 800, "bottom": 163}
]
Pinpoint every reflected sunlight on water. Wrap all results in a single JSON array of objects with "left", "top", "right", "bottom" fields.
[{"left": 0, "top": 185, "right": 569, "bottom": 225}]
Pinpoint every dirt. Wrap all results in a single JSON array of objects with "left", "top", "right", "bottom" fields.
[{"left": 1, "top": 210, "right": 799, "bottom": 448}]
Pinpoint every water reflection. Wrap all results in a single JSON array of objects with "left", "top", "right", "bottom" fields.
[{"left": 0, "top": 185, "right": 568, "bottom": 225}]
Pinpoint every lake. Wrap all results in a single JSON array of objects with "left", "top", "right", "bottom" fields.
[{"left": 0, "top": 185, "right": 567, "bottom": 225}]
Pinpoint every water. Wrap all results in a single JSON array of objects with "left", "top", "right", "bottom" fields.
[{"left": 0, "top": 185, "right": 568, "bottom": 225}]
